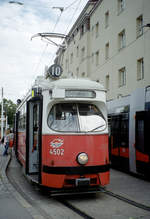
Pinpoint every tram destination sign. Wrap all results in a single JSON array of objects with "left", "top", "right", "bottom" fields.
[{"left": 47, "top": 64, "right": 63, "bottom": 78}]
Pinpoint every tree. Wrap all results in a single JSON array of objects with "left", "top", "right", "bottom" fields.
[{"left": 0, "top": 98, "right": 17, "bottom": 128}]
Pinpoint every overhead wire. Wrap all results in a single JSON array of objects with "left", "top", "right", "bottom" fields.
[
  {"left": 33, "top": 8, "right": 63, "bottom": 75},
  {"left": 33, "top": 0, "right": 84, "bottom": 74},
  {"left": 64, "top": 0, "right": 80, "bottom": 11},
  {"left": 64, "top": 0, "right": 82, "bottom": 35},
  {"left": 49, "top": 0, "right": 81, "bottom": 63}
]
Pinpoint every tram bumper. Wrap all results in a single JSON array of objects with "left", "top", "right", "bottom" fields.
[{"left": 49, "top": 185, "right": 102, "bottom": 196}]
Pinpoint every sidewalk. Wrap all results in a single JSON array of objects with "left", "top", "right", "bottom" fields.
[{"left": 0, "top": 145, "right": 41, "bottom": 219}]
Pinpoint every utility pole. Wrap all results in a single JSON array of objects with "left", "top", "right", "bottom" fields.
[
  {"left": 5, "top": 116, "right": 8, "bottom": 131},
  {"left": 1, "top": 87, "right": 4, "bottom": 139}
]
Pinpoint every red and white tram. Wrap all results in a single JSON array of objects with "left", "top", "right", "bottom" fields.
[{"left": 14, "top": 75, "right": 109, "bottom": 193}]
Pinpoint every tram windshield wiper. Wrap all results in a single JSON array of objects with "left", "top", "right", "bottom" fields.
[{"left": 88, "top": 124, "right": 106, "bottom": 132}]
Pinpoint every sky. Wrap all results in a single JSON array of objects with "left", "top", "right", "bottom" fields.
[{"left": 0, "top": 0, "right": 88, "bottom": 103}]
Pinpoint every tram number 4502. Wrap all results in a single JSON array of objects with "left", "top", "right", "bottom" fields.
[{"left": 50, "top": 148, "right": 64, "bottom": 156}]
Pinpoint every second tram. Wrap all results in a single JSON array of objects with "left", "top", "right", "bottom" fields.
[{"left": 108, "top": 86, "right": 150, "bottom": 177}]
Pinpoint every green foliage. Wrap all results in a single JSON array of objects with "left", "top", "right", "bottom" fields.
[{"left": 0, "top": 98, "right": 17, "bottom": 128}]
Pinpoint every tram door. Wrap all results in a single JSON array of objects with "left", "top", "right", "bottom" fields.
[
  {"left": 110, "top": 113, "right": 129, "bottom": 171},
  {"left": 135, "top": 111, "right": 150, "bottom": 175},
  {"left": 26, "top": 99, "right": 42, "bottom": 181}
]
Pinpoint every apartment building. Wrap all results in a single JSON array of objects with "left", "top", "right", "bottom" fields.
[
  {"left": 56, "top": 0, "right": 150, "bottom": 103},
  {"left": 55, "top": 0, "right": 150, "bottom": 174}
]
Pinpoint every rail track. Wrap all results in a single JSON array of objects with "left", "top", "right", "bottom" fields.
[
  {"left": 101, "top": 188, "right": 150, "bottom": 212},
  {"left": 56, "top": 198, "right": 94, "bottom": 219},
  {"left": 7, "top": 168, "right": 94, "bottom": 219},
  {"left": 7, "top": 168, "right": 150, "bottom": 219},
  {"left": 6, "top": 156, "right": 150, "bottom": 219}
]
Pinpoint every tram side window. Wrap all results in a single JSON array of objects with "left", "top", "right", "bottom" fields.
[
  {"left": 18, "top": 113, "right": 26, "bottom": 131},
  {"left": 110, "top": 114, "right": 129, "bottom": 149},
  {"left": 120, "top": 114, "right": 129, "bottom": 148},
  {"left": 136, "top": 119, "right": 144, "bottom": 153},
  {"left": 33, "top": 105, "right": 39, "bottom": 131},
  {"left": 33, "top": 104, "right": 39, "bottom": 151},
  {"left": 111, "top": 116, "right": 120, "bottom": 148}
]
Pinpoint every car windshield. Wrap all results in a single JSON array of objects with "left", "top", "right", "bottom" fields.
[{"left": 47, "top": 103, "right": 106, "bottom": 133}]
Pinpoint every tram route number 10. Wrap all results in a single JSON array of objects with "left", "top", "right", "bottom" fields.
[
  {"left": 50, "top": 148, "right": 64, "bottom": 156},
  {"left": 48, "top": 64, "right": 63, "bottom": 78}
]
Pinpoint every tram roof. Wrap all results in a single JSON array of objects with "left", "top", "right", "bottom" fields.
[
  {"left": 36, "top": 77, "right": 105, "bottom": 91},
  {"left": 51, "top": 78, "right": 104, "bottom": 90},
  {"left": 16, "top": 77, "right": 105, "bottom": 110}
]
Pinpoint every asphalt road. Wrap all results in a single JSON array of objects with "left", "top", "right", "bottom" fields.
[{"left": 7, "top": 151, "right": 150, "bottom": 219}]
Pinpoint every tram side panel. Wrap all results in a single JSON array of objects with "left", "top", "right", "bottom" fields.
[{"left": 41, "top": 134, "right": 109, "bottom": 189}]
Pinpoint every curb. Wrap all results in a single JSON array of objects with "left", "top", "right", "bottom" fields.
[{"left": 2, "top": 150, "right": 45, "bottom": 219}]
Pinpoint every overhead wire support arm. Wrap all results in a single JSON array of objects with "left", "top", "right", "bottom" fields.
[
  {"left": 31, "top": 32, "right": 69, "bottom": 49},
  {"left": 43, "top": 37, "right": 65, "bottom": 49},
  {"left": 31, "top": 32, "right": 68, "bottom": 40}
]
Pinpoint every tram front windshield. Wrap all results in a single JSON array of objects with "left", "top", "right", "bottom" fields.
[{"left": 47, "top": 103, "right": 106, "bottom": 133}]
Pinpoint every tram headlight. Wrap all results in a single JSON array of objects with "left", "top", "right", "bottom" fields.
[{"left": 77, "top": 153, "right": 88, "bottom": 165}]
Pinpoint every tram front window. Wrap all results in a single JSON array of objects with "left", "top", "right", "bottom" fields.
[
  {"left": 48, "top": 103, "right": 79, "bottom": 132},
  {"left": 78, "top": 103, "right": 106, "bottom": 132},
  {"left": 47, "top": 103, "right": 106, "bottom": 132}
]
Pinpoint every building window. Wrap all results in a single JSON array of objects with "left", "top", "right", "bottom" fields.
[
  {"left": 136, "top": 15, "right": 143, "bottom": 38},
  {"left": 80, "top": 24, "right": 85, "bottom": 37},
  {"left": 105, "top": 11, "right": 109, "bottom": 28},
  {"left": 65, "top": 59, "right": 68, "bottom": 70},
  {"left": 76, "top": 46, "right": 79, "bottom": 57},
  {"left": 137, "top": 58, "right": 144, "bottom": 80},
  {"left": 91, "top": 53, "right": 94, "bottom": 63},
  {"left": 76, "top": 67, "right": 79, "bottom": 77},
  {"left": 70, "top": 53, "right": 73, "bottom": 64},
  {"left": 95, "top": 51, "right": 99, "bottom": 66},
  {"left": 105, "top": 42, "right": 109, "bottom": 60},
  {"left": 119, "top": 67, "right": 126, "bottom": 87},
  {"left": 95, "top": 22, "right": 99, "bottom": 38},
  {"left": 82, "top": 72, "right": 86, "bottom": 77},
  {"left": 118, "top": 0, "right": 125, "bottom": 14},
  {"left": 105, "top": 75, "right": 110, "bottom": 90},
  {"left": 92, "top": 26, "right": 94, "bottom": 36},
  {"left": 118, "top": 29, "right": 126, "bottom": 50},
  {"left": 86, "top": 17, "right": 90, "bottom": 31},
  {"left": 81, "top": 47, "right": 85, "bottom": 61}
]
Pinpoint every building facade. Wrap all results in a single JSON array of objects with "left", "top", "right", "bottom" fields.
[
  {"left": 55, "top": 0, "right": 150, "bottom": 174},
  {"left": 56, "top": 0, "right": 150, "bottom": 102}
]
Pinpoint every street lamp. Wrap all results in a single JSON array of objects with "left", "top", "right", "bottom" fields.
[
  {"left": 142, "top": 23, "right": 150, "bottom": 28},
  {"left": 52, "top": 7, "right": 64, "bottom": 13},
  {"left": 8, "top": 1, "right": 24, "bottom": 5}
]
